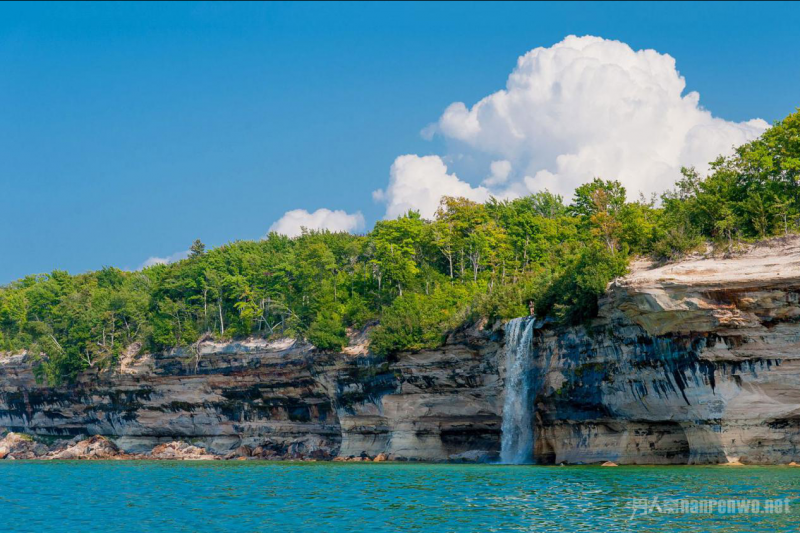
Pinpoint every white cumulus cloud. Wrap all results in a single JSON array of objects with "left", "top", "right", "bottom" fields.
[
  {"left": 373, "top": 154, "right": 494, "bottom": 220},
  {"left": 139, "top": 250, "right": 190, "bottom": 270},
  {"left": 268, "top": 208, "right": 365, "bottom": 238},
  {"left": 429, "top": 35, "right": 768, "bottom": 199},
  {"left": 483, "top": 160, "right": 513, "bottom": 187}
]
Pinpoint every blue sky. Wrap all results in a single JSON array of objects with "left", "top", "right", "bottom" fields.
[{"left": 1, "top": 1, "right": 799, "bottom": 284}]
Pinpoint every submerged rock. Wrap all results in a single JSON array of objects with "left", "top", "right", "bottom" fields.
[{"left": 448, "top": 450, "right": 495, "bottom": 463}]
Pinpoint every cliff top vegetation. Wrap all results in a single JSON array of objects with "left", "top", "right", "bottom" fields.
[{"left": 2, "top": 110, "right": 799, "bottom": 384}]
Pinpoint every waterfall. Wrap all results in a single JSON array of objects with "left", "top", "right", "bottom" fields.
[{"left": 500, "top": 317, "right": 536, "bottom": 464}]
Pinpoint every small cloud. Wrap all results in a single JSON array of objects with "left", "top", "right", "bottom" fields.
[
  {"left": 482, "top": 160, "right": 512, "bottom": 187},
  {"left": 268, "top": 208, "right": 365, "bottom": 238},
  {"left": 139, "top": 249, "right": 190, "bottom": 270},
  {"left": 420, "top": 123, "right": 438, "bottom": 141}
]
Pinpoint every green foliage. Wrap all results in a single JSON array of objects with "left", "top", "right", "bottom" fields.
[
  {"left": 472, "top": 269, "right": 552, "bottom": 324},
  {"left": 370, "top": 282, "right": 476, "bottom": 356},
  {"left": 538, "top": 244, "right": 630, "bottom": 325},
  {"left": 655, "top": 110, "right": 800, "bottom": 250},
  {"left": 306, "top": 311, "right": 348, "bottom": 352},
  {"left": 189, "top": 239, "right": 206, "bottom": 258},
  {"left": 2, "top": 109, "right": 798, "bottom": 383}
]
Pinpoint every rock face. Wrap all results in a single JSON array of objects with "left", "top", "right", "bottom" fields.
[
  {"left": 2, "top": 237, "right": 800, "bottom": 464},
  {"left": 333, "top": 321, "right": 504, "bottom": 461},
  {"left": 0, "top": 325, "right": 504, "bottom": 461},
  {"left": 529, "top": 237, "right": 800, "bottom": 464},
  {"left": 0, "top": 337, "right": 343, "bottom": 459}
]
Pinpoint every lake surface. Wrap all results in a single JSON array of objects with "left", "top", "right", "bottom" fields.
[{"left": 1, "top": 462, "right": 799, "bottom": 532}]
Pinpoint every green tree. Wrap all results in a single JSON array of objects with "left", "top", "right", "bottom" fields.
[
  {"left": 306, "top": 311, "right": 347, "bottom": 352},
  {"left": 190, "top": 239, "right": 206, "bottom": 258}
]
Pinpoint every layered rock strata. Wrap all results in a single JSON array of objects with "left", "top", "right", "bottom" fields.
[
  {"left": 0, "top": 325, "right": 504, "bottom": 461},
  {"left": 531, "top": 237, "right": 800, "bottom": 464},
  {"left": 3, "top": 237, "right": 800, "bottom": 464}
]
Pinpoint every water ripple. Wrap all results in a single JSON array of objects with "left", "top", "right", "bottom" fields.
[{"left": 1, "top": 462, "right": 799, "bottom": 532}]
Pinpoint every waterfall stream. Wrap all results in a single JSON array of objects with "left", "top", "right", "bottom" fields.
[{"left": 500, "top": 317, "right": 536, "bottom": 464}]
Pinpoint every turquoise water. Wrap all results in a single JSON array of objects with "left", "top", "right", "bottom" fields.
[{"left": 1, "top": 462, "right": 799, "bottom": 532}]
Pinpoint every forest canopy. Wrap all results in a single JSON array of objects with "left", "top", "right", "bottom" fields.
[{"left": 2, "top": 109, "right": 799, "bottom": 384}]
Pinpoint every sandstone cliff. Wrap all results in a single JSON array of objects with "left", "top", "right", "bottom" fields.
[
  {"left": 0, "top": 323, "right": 504, "bottom": 461},
  {"left": 2, "top": 237, "right": 800, "bottom": 464},
  {"left": 531, "top": 236, "right": 800, "bottom": 464}
]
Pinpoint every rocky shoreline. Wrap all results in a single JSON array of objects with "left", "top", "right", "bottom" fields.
[
  {"left": 0, "top": 432, "right": 426, "bottom": 462},
  {"left": 5, "top": 428, "right": 800, "bottom": 465}
]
